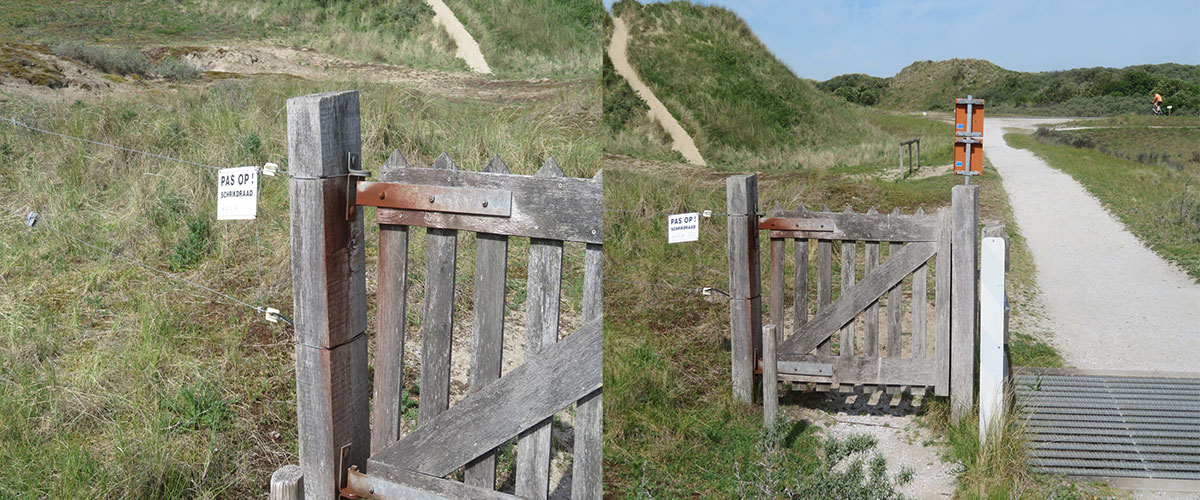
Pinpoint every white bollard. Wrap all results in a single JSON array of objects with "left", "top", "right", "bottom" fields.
[{"left": 979, "top": 236, "right": 1007, "bottom": 446}]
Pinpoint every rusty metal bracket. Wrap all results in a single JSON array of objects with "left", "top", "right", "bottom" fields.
[
  {"left": 355, "top": 182, "right": 513, "bottom": 217},
  {"left": 344, "top": 152, "right": 371, "bottom": 221},
  {"left": 758, "top": 217, "right": 835, "bottom": 232},
  {"left": 338, "top": 443, "right": 359, "bottom": 499}
]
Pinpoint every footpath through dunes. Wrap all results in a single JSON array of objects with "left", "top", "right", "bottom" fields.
[
  {"left": 425, "top": 0, "right": 492, "bottom": 74},
  {"left": 608, "top": 17, "right": 706, "bottom": 166},
  {"left": 985, "top": 117, "right": 1200, "bottom": 371}
]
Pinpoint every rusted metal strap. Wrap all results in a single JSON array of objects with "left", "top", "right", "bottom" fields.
[
  {"left": 355, "top": 181, "right": 513, "bottom": 217},
  {"left": 758, "top": 217, "right": 835, "bottom": 232}
]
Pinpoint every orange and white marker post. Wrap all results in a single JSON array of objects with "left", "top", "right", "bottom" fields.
[{"left": 954, "top": 95, "right": 985, "bottom": 184}]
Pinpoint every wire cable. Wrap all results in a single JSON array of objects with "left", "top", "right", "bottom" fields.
[{"left": 22, "top": 211, "right": 292, "bottom": 325}]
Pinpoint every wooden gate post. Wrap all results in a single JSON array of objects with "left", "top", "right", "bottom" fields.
[
  {"left": 727, "top": 174, "right": 762, "bottom": 403},
  {"left": 950, "top": 184, "right": 979, "bottom": 423},
  {"left": 287, "top": 90, "right": 370, "bottom": 499}
]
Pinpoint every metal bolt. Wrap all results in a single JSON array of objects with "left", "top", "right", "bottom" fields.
[
  {"left": 591, "top": 229, "right": 596, "bottom": 235},
  {"left": 482, "top": 200, "right": 489, "bottom": 208},
  {"left": 429, "top": 195, "right": 435, "bottom": 203},
  {"left": 379, "top": 192, "right": 386, "bottom": 200},
  {"left": 368, "top": 488, "right": 375, "bottom": 495}
]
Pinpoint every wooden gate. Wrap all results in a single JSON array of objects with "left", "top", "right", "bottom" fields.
[
  {"left": 727, "top": 174, "right": 979, "bottom": 422},
  {"left": 276, "top": 91, "right": 603, "bottom": 500}
]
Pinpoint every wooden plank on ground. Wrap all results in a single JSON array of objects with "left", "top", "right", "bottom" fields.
[
  {"left": 368, "top": 320, "right": 602, "bottom": 479},
  {"left": 418, "top": 153, "right": 459, "bottom": 427},
  {"left": 779, "top": 241, "right": 936, "bottom": 356},
  {"left": 517, "top": 159, "right": 567, "bottom": 500},
  {"left": 375, "top": 162, "right": 601, "bottom": 244},
  {"left": 463, "top": 155, "right": 512, "bottom": 490},
  {"left": 358, "top": 463, "right": 523, "bottom": 500}
]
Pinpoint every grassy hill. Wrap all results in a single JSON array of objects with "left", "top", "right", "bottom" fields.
[
  {"left": 608, "top": 0, "right": 879, "bottom": 170},
  {"left": 818, "top": 59, "right": 1200, "bottom": 116}
]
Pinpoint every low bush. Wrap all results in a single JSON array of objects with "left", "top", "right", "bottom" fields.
[{"left": 52, "top": 40, "right": 200, "bottom": 81}]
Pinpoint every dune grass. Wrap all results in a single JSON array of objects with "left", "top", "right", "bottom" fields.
[
  {"left": 608, "top": 0, "right": 879, "bottom": 169},
  {"left": 0, "top": 74, "right": 599, "bottom": 497},
  {"left": 444, "top": 0, "right": 604, "bottom": 79}
]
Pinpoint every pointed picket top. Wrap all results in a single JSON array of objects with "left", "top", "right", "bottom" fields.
[
  {"left": 867, "top": 207, "right": 879, "bottom": 215},
  {"left": 484, "top": 155, "right": 510, "bottom": 174},
  {"left": 890, "top": 207, "right": 901, "bottom": 216},
  {"left": 821, "top": 204, "right": 831, "bottom": 214},
  {"left": 592, "top": 169, "right": 603, "bottom": 181},
  {"left": 384, "top": 149, "right": 412, "bottom": 169},
  {"left": 795, "top": 204, "right": 807, "bottom": 213},
  {"left": 843, "top": 204, "right": 855, "bottom": 214},
  {"left": 915, "top": 207, "right": 926, "bottom": 216},
  {"left": 433, "top": 152, "right": 458, "bottom": 170},
  {"left": 536, "top": 156, "right": 565, "bottom": 177}
]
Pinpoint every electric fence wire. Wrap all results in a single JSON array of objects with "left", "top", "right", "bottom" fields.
[
  {"left": 608, "top": 278, "right": 730, "bottom": 298},
  {"left": 2, "top": 115, "right": 287, "bottom": 176},
  {"left": 21, "top": 211, "right": 292, "bottom": 326}
]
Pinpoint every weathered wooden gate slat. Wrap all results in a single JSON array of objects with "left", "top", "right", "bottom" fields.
[
  {"left": 888, "top": 239, "right": 904, "bottom": 358},
  {"left": 762, "top": 209, "right": 941, "bottom": 242},
  {"left": 374, "top": 165, "right": 602, "bottom": 244},
  {"left": 464, "top": 155, "right": 512, "bottom": 489},
  {"left": 355, "top": 465, "right": 524, "bottom": 500},
  {"left": 839, "top": 232, "right": 856, "bottom": 357},
  {"left": 863, "top": 230, "right": 881, "bottom": 357},
  {"left": 572, "top": 238, "right": 604, "bottom": 499},
  {"left": 776, "top": 353, "right": 939, "bottom": 387},
  {"left": 375, "top": 149, "right": 414, "bottom": 455},
  {"left": 779, "top": 241, "right": 937, "bottom": 355},
  {"left": 517, "top": 159, "right": 568, "bottom": 500},
  {"left": 368, "top": 319, "right": 602, "bottom": 478},
  {"left": 419, "top": 153, "right": 460, "bottom": 427},
  {"left": 816, "top": 237, "right": 832, "bottom": 356},
  {"left": 934, "top": 208, "right": 952, "bottom": 396}
]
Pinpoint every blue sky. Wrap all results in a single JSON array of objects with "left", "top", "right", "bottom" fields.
[{"left": 604, "top": 0, "right": 1200, "bottom": 81}]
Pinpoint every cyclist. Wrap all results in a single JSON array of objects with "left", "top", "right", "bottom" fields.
[{"left": 1153, "top": 93, "right": 1164, "bottom": 114}]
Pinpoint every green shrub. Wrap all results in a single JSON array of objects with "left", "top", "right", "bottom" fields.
[
  {"left": 167, "top": 216, "right": 211, "bottom": 271},
  {"left": 53, "top": 40, "right": 149, "bottom": 76},
  {"left": 52, "top": 40, "right": 200, "bottom": 81}
]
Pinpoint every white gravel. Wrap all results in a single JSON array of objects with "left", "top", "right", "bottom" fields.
[{"left": 983, "top": 117, "right": 1200, "bottom": 373}]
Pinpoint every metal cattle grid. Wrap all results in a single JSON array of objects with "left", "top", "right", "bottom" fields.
[{"left": 1016, "top": 367, "right": 1200, "bottom": 491}]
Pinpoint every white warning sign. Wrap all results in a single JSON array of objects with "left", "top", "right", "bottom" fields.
[
  {"left": 217, "top": 166, "right": 259, "bottom": 220},
  {"left": 667, "top": 212, "right": 700, "bottom": 244}
]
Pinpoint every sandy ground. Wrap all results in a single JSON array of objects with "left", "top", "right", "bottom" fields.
[
  {"left": 986, "top": 117, "right": 1200, "bottom": 498},
  {"left": 984, "top": 117, "right": 1200, "bottom": 372},
  {"left": 608, "top": 17, "right": 706, "bottom": 166},
  {"left": 791, "top": 389, "right": 957, "bottom": 500},
  {"left": 425, "top": 0, "right": 492, "bottom": 74}
]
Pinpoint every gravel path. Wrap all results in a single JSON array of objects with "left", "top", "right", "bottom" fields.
[
  {"left": 984, "top": 117, "right": 1200, "bottom": 372},
  {"left": 426, "top": 0, "right": 492, "bottom": 74},
  {"left": 608, "top": 17, "right": 707, "bottom": 166}
]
